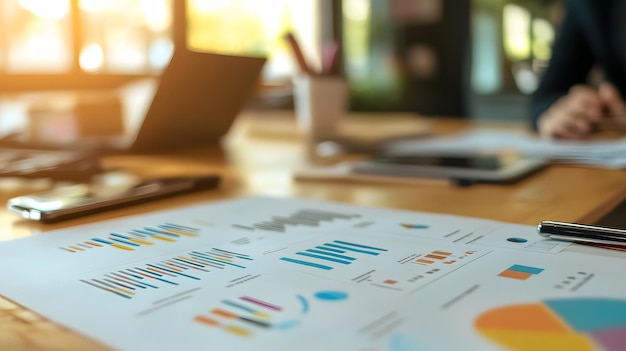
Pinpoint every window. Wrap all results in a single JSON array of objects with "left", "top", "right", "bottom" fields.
[
  {"left": 0, "top": 0, "right": 173, "bottom": 75},
  {"left": 185, "top": 0, "right": 321, "bottom": 83},
  {"left": 0, "top": 0, "right": 174, "bottom": 92},
  {"left": 0, "top": 0, "right": 324, "bottom": 92}
]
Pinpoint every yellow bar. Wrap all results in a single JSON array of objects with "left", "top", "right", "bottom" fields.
[
  {"left": 69, "top": 245, "right": 85, "bottom": 251},
  {"left": 207, "top": 255, "right": 233, "bottom": 263},
  {"left": 253, "top": 311, "right": 271, "bottom": 319},
  {"left": 151, "top": 234, "right": 176, "bottom": 242},
  {"left": 165, "top": 229, "right": 198, "bottom": 237},
  {"left": 129, "top": 238, "right": 154, "bottom": 245},
  {"left": 224, "top": 325, "right": 252, "bottom": 337},
  {"left": 114, "top": 287, "right": 135, "bottom": 296},
  {"left": 111, "top": 243, "right": 134, "bottom": 251}
]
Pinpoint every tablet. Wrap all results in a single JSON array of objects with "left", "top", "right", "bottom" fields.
[{"left": 350, "top": 154, "right": 547, "bottom": 184}]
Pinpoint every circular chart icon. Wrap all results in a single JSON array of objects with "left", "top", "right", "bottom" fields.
[{"left": 475, "top": 298, "right": 626, "bottom": 350}]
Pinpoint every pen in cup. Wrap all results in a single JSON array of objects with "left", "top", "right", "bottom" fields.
[{"left": 284, "top": 32, "right": 313, "bottom": 75}]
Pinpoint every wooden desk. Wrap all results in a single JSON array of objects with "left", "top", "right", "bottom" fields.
[{"left": 2, "top": 111, "right": 626, "bottom": 350}]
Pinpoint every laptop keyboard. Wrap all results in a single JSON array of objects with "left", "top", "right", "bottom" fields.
[{"left": 0, "top": 295, "right": 108, "bottom": 350}]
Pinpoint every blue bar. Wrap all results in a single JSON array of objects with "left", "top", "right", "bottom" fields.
[
  {"left": 92, "top": 238, "right": 113, "bottom": 245},
  {"left": 323, "top": 243, "right": 380, "bottom": 256},
  {"left": 146, "top": 264, "right": 200, "bottom": 280},
  {"left": 210, "top": 248, "right": 253, "bottom": 260},
  {"left": 306, "top": 249, "right": 356, "bottom": 261},
  {"left": 314, "top": 246, "right": 345, "bottom": 253},
  {"left": 109, "top": 237, "right": 140, "bottom": 247},
  {"left": 280, "top": 257, "right": 333, "bottom": 270},
  {"left": 510, "top": 265, "right": 544, "bottom": 275},
  {"left": 110, "top": 233, "right": 132, "bottom": 240},
  {"left": 109, "top": 274, "right": 147, "bottom": 289},
  {"left": 120, "top": 270, "right": 144, "bottom": 280},
  {"left": 173, "top": 257, "right": 206, "bottom": 268},
  {"left": 333, "top": 240, "right": 387, "bottom": 251},
  {"left": 143, "top": 227, "right": 180, "bottom": 237},
  {"left": 104, "top": 278, "right": 136, "bottom": 290},
  {"left": 190, "top": 252, "right": 246, "bottom": 268},
  {"left": 163, "top": 223, "right": 200, "bottom": 231},
  {"left": 81, "top": 280, "right": 132, "bottom": 299},
  {"left": 222, "top": 300, "right": 257, "bottom": 314},
  {"left": 155, "top": 277, "right": 179, "bottom": 285},
  {"left": 296, "top": 252, "right": 352, "bottom": 265},
  {"left": 127, "top": 231, "right": 148, "bottom": 238},
  {"left": 136, "top": 267, "right": 162, "bottom": 277}
]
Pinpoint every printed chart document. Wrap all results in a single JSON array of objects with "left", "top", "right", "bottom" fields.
[{"left": 0, "top": 196, "right": 624, "bottom": 351}]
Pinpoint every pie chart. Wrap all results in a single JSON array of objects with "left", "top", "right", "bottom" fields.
[{"left": 475, "top": 298, "right": 626, "bottom": 350}]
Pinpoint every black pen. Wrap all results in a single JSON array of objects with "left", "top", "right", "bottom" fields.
[{"left": 537, "top": 220, "right": 626, "bottom": 246}]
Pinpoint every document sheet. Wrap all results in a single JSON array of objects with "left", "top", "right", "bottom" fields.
[
  {"left": 385, "top": 129, "right": 626, "bottom": 169},
  {"left": 0, "top": 196, "right": 624, "bottom": 351}
]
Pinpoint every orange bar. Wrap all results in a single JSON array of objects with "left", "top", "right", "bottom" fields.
[
  {"left": 425, "top": 254, "right": 446, "bottom": 260},
  {"left": 498, "top": 270, "right": 532, "bottom": 280},
  {"left": 85, "top": 241, "right": 103, "bottom": 247},
  {"left": 146, "top": 267, "right": 170, "bottom": 276},
  {"left": 416, "top": 259, "right": 434, "bottom": 265},
  {"left": 432, "top": 251, "right": 452, "bottom": 256},
  {"left": 212, "top": 309, "right": 236, "bottom": 319},
  {"left": 163, "top": 265, "right": 183, "bottom": 272},
  {"left": 194, "top": 315, "right": 220, "bottom": 326}
]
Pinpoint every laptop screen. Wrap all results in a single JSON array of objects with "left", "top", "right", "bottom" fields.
[{"left": 130, "top": 50, "right": 266, "bottom": 152}]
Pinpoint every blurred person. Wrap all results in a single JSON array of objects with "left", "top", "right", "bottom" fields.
[{"left": 531, "top": 0, "right": 626, "bottom": 139}]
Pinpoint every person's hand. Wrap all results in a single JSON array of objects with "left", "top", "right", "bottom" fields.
[
  {"left": 537, "top": 83, "right": 626, "bottom": 139},
  {"left": 598, "top": 82, "right": 626, "bottom": 123}
]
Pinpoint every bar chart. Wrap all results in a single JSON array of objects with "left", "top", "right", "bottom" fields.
[
  {"left": 279, "top": 240, "right": 388, "bottom": 270},
  {"left": 231, "top": 209, "right": 361, "bottom": 233},
  {"left": 60, "top": 223, "right": 201, "bottom": 253},
  {"left": 498, "top": 264, "right": 544, "bottom": 281},
  {"left": 81, "top": 248, "right": 253, "bottom": 299}
]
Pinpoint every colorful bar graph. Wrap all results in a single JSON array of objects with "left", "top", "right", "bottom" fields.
[
  {"left": 280, "top": 240, "right": 388, "bottom": 270},
  {"left": 498, "top": 264, "right": 544, "bottom": 280},
  {"left": 82, "top": 247, "right": 253, "bottom": 299},
  {"left": 60, "top": 222, "right": 201, "bottom": 254}
]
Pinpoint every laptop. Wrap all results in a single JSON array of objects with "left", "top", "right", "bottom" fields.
[
  {"left": 0, "top": 49, "right": 266, "bottom": 179},
  {"left": 127, "top": 49, "right": 266, "bottom": 153}
]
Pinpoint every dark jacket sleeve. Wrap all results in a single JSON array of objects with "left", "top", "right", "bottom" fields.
[{"left": 530, "top": 1, "right": 596, "bottom": 130}]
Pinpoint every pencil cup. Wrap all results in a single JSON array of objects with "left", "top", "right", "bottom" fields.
[{"left": 292, "top": 75, "right": 347, "bottom": 141}]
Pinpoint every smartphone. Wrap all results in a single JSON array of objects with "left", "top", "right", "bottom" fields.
[
  {"left": 7, "top": 175, "right": 220, "bottom": 223},
  {"left": 350, "top": 154, "right": 546, "bottom": 184}
]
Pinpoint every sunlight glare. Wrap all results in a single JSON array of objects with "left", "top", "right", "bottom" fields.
[
  {"left": 80, "top": 43, "right": 104, "bottom": 72},
  {"left": 19, "top": 0, "right": 70, "bottom": 20},
  {"left": 141, "top": 0, "right": 170, "bottom": 31}
]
